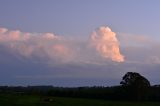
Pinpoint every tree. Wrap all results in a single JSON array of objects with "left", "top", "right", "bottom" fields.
[{"left": 120, "top": 72, "right": 150, "bottom": 100}]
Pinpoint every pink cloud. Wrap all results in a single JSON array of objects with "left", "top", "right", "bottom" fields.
[
  {"left": 90, "top": 26, "right": 124, "bottom": 62},
  {"left": 0, "top": 27, "right": 71, "bottom": 62}
]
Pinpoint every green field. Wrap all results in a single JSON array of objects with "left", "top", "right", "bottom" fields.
[{"left": 0, "top": 94, "right": 160, "bottom": 106}]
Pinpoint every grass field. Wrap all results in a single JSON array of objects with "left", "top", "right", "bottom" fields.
[{"left": 0, "top": 94, "right": 160, "bottom": 106}]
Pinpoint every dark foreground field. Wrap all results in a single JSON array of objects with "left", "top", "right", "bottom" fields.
[{"left": 0, "top": 94, "right": 160, "bottom": 106}]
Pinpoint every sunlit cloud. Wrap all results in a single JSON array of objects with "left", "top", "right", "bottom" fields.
[
  {"left": 90, "top": 26, "right": 124, "bottom": 62},
  {"left": 0, "top": 26, "right": 125, "bottom": 63},
  {"left": 0, "top": 27, "right": 72, "bottom": 63}
]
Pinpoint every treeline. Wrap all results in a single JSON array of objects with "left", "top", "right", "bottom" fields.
[
  {"left": 0, "top": 72, "right": 160, "bottom": 101},
  {"left": 0, "top": 85, "right": 160, "bottom": 101}
]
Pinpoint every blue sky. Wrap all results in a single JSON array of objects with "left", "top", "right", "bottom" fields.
[
  {"left": 1, "top": 0, "right": 160, "bottom": 37},
  {"left": 0, "top": 0, "right": 160, "bottom": 86}
]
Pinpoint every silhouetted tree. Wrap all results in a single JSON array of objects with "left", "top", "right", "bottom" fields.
[{"left": 120, "top": 72, "right": 150, "bottom": 100}]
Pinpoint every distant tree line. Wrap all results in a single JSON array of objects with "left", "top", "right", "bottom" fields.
[{"left": 0, "top": 72, "right": 160, "bottom": 101}]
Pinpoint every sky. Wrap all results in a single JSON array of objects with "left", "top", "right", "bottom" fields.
[{"left": 0, "top": 0, "right": 160, "bottom": 87}]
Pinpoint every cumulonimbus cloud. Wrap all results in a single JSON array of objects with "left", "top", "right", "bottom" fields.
[
  {"left": 90, "top": 26, "right": 124, "bottom": 62},
  {"left": 0, "top": 26, "right": 124, "bottom": 63}
]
